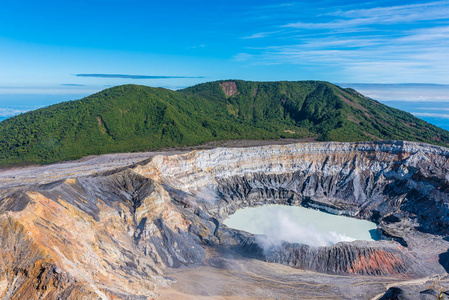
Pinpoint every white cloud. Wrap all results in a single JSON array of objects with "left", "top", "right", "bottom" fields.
[
  {"left": 343, "top": 84, "right": 449, "bottom": 102},
  {"left": 337, "top": 1, "right": 449, "bottom": 16},
  {"left": 412, "top": 112, "right": 449, "bottom": 119},
  {"left": 399, "top": 26, "right": 449, "bottom": 43},
  {"left": 233, "top": 53, "right": 255, "bottom": 61},
  {"left": 329, "top": 1, "right": 449, "bottom": 25},
  {"left": 238, "top": 32, "right": 449, "bottom": 82},
  {"left": 239, "top": 1, "right": 449, "bottom": 82},
  {"left": 283, "top": 18, "right": 373, "bottom": 30},
  {"left": 0, "top": 107, "right": 36, "bottom": 117},
  {"left": 0, "top": 86, "right": 99, "bottom": 95},
  {"left": 242, "top": 31, "right": 279, "bottom": 39},
  {"left": 418, "top": 107, "right": 449, "bottom": 110}
]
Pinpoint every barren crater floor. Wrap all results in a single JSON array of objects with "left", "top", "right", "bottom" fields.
[{"left": 1, "top": 141, "right": 449, "bottom": 299}]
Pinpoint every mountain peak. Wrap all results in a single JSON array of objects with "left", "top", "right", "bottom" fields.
[{"left": 0, "top": 80, "right": 448, "bottom": 166}]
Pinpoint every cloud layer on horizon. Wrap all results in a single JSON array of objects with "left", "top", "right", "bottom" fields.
[
  {"left": 412, "top": 112, "right": 449, "bottom": 119},
  {"left": 0, "top": 107, "right": 37, "bottom": 117},
  {"left": 61, "top": 83, "right": 86, "bottom": 87}
]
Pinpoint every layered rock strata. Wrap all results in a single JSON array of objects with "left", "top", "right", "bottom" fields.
[{"left": 1, "top": 141, "right": 449, "bottom": 299}]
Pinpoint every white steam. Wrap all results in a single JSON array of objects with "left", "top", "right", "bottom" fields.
[
  {"left": 193, "top": 185, "right": 219, "bottom": 203},
  {"left": 224, "top": 205, "right": 377, "bottom": 251},
  {"left": 256, "top": 209, "right": 355, "bottom": 250}
]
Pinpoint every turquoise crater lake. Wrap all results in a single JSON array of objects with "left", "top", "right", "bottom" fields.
[{"left": 224, "top": 205, "right": 380, "bottom": 247}]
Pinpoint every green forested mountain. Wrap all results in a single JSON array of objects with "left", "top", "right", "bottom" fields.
[{"left": 1, "top": 80, "right": 448, "bottom": 166}]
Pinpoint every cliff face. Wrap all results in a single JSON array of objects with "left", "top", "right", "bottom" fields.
[{"left": 1, "top": 141, "right": 449, "bottom": 299}]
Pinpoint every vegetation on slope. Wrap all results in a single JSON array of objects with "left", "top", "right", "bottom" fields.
[{"left": 1, "top": 80, "right": 448, "bottom": 166}]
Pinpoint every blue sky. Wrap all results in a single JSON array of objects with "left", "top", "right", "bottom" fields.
[{"left": 1, "top": 0, "right": 449, "bottom": 126}]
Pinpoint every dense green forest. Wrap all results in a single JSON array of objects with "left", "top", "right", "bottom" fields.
[{"left": 1, "top": 80, "right": 448, "bottom": 166}]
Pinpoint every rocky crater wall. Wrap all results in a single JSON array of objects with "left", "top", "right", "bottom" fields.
[{"left": 134, "top": 141, "right": 449, "bottom": 232}]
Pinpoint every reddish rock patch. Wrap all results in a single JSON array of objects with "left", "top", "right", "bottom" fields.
[
  {"left": 220, "top": 82, "right": 238, "bottom": 97},
  {"left": 347, "top": 249, "right": 405, "bottom": 275}
]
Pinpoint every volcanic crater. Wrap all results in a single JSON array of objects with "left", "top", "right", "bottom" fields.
[{"left": 1, "top": 141, "right": 449, "bottom": 299}]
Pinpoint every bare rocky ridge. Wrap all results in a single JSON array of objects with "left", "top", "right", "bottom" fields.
[
  {"left": 1, "top": 141, "right": 449, "bottom": 299},
  {"left": 219, "top": 81, "right": 238, "bottom": 97}
]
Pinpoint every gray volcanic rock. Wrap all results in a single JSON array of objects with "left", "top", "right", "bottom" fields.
[{"left": 1, "top": 141, "right": 449, "bottom": 299}]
